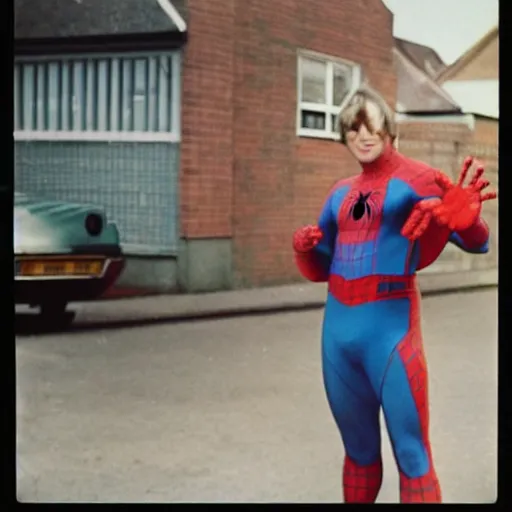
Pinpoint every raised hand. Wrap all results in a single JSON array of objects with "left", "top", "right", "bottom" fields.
[
  {"left": 433, "top": 156, "right": 497, "bottom": 231},
  {"left": 401, "top": 197, "right": 442, "bottom": 241},
  {"left": 293, "top": 225, "right": 323, "bottom": 253},
  {"left": 401, "top": 157, "right": 497, "bottom": 241}
]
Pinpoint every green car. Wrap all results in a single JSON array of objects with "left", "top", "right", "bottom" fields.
[{"left": 15, "top": 192, "right": 125, "bottom": 320}]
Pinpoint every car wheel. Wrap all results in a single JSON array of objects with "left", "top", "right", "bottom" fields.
[{"left": 39, "top": 302, "right": 75, "bottom": 327}]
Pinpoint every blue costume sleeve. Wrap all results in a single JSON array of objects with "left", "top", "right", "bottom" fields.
[
  {"left": 313, "top": 190, "right": 338, "bottom": 272},
  {"left": 448, "top": 226, "right": 490, "bottom": 254}
]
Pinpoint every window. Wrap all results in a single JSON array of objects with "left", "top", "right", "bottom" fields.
[
  {"left": 297, "top": 51, "right": 362, "bottom": 139},
  {"left": 14, "top": 52, "right": 181, "bottom": 142}
]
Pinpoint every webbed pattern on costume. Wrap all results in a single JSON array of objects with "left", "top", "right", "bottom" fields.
[
  {"left": 325, "top": 155, "right": 492, "bottom": 280},
  {"left": 392, "top": 159, "right": 442, "bottom": 199},
  {"left": 329, "top": 175, "right": 427, "bottom": 279},
  {"left": 343, "top": 456, "right": 383, "bottom": 503},
  {"left": 396, "top": 333, "right": 442, "bottom": 503},
  {"left": 332, "top": 173, "right": 386, "bottom": 279},
  {"left": 395, "top": 289, "right": 441, "bottom": 502},
  {"left": 308, "top": 150, "right": 458, "bottom": 284}
]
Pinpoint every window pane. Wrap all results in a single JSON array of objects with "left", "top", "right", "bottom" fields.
[
  {"left": 97, "top": 60, "right": 109, "bottom": 131},
  {"left": 61, "top": 63, "right": 70, "bottom": 130},
  {"left": 47, "top": 62, "right": 60, "bottom": 130},
  {"left": 301, "top": 57, "right": 327, "bottom": 104},
  {"left": 301, "top": 110, "right": 326, "bottom": 130},
  {"left": 85, "top": 60, "right": 95, "bottom": 131},
  {"left": 147, "top": 57, "right": 158, "bottom": 132},
  {"left": 22, "top": 64, "right": 35, "bottom": 130},
  {"left": 14, "top": 65, "right": 21, "bottom": 130},
  {"left": 36, "top": 63, "right": 45, "bottom": 131},
  {"left": 331, "top": 114, "right": 340, "bottom": 134},
  {"left": 166, "top": 55, "right": 173, "bottom": 132},
  {"left": 72, "top": 61, "right": 85, "bottom": 131},
  {"left": 14, "top": 52, "right": 178, "bottom": 134},
  {"left": 333, "top": 63, "right": 352, "bottom": 106},
  {"left": 109, "top": 58, "right": 121, "bottom": 132},
  {"left": 158, "top": 55, "right": 170, "bottom": 132},
  {"left": 121, "top": 59, "right": 133, "bottom": 131},
  {"left": 133, "top": 59, "right": 147, "bottom": 131}
]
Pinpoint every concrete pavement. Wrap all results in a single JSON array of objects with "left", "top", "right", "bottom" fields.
[
  {"left": 16, "top": 288, "right": 497, "bottom": 503},
  {"left": 16, "top": 268, "right": 497, "bottom": 329}
]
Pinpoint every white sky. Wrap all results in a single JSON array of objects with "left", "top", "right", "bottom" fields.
[{"left": 382, "top": 0, "right": 499, "bottom": 64}]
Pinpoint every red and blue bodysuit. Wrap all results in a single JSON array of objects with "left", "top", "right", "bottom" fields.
[{"left": 293, "top": 144, "right": 494, "bottom": 503}]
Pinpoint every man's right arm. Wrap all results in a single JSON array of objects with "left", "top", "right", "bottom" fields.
[{"left": 293, "top": 188, "right": 338, "bottom": 282}]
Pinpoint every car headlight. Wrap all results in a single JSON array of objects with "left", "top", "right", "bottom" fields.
[{"left": 85, "top": 213, "right": 103, "bottom": 236}]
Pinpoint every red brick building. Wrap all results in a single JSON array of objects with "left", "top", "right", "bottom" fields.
[{"left": 180, "top": 0, "right": 397, "bottom": 290}]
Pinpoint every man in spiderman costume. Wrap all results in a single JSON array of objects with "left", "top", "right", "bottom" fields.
[{"left": 293, "top": 86, "right": 496, "bottom": 503}]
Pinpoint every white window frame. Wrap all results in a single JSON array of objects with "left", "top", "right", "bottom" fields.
[
  {"left": 297, "top": 50, "right": 362, "bottom": 140},
  {"left": 13, "top": 51, "right": 182, "bottom": 143}
]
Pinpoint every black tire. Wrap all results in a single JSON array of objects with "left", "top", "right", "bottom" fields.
[
  {"left": 40, "top": 301, "right": 67, "bottom": 316},
  {"left": 39, "top": 302, "right": 75, "bottom": 328}
]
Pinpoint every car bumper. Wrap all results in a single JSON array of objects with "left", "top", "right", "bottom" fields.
[{"left": 15, "top": 257, "right": 125, "bottom": 305}]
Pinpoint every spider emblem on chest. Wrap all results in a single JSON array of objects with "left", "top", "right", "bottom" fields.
[
  {"left": 350, "top": 191, "right": 375, "bottom": 221},
  {"left": 338, "top": 186, "right": 385, "bottom": 243}
]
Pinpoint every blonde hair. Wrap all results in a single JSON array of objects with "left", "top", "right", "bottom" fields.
[{"left": 338, "top": 85, "right": 397, "bottom": 145}]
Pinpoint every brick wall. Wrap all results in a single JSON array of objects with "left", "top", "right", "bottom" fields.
[
  {"left": 180, "top": 0, "right": 236, "bottom": 239},
  {"left": 473, "top": 117, "right": 498, "bottom": 147},
  {"left": 181, "top": 0, "right": 396, "bottom": 288},
  {"left": 229, "top": 0, "right": 396, "bottom": 287}
]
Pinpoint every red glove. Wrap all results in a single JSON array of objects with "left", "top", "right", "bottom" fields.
[
  {"left": 401, "top": 156, "right": 497, "bottom": 241},
  {"left": 293, "top": 225, "right": 323, "bottom": 253}
]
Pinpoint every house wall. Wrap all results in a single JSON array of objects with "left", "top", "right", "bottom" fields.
[
  {"left": 473, "top": 117, "right": 498, "bottom": 146},
  {"left": 180, "top": 0, "right": 397, "bottom": 290},
  {"left": 178, "top": 0, "right": 237, "bottom": 292}
]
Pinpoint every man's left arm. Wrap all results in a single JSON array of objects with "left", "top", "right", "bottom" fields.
[
  {"left": 401, "top": 156, "right": 496, "bottom": 269},
  {"left": 448, "top": 217, "right": 490, "bottom": 254}
]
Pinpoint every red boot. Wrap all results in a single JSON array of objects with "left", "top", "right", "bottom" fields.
[{"left": 343, "top": 455, "right": 383, "bottom": 503}]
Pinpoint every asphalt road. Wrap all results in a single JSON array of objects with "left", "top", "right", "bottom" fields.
[{"left": 16, "top": 289, "right": 497, "bottom": 503}]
